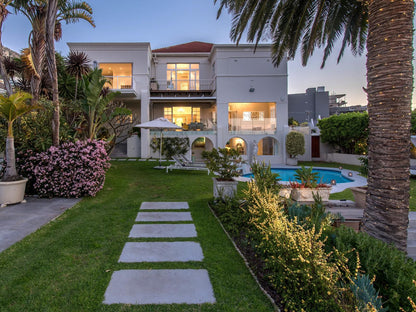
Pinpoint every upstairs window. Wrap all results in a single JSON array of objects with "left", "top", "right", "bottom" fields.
[
  {"left": 99, "top": 63, "right": 132, "bottom": 89},
  {"left": 167, "top": 63, "right": 199, "bottom": 90}
]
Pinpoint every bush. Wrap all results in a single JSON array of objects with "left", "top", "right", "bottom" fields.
[
  {"left": 244, "top": 182, "right": 348, "bottom": 311},
  {"left": 285, "top": 131, "right": 305, "bottom": 158},
  {"left": 329, "top": 226, "right": 416, "bottom": 311},
  {"left": 150, "top": 137, "right": 189, "bottom": 160},
  {"left": 250, "top": 161, "right": 281, "bottom": 194},
  {"left": 18, "top": 140, "right": 110, "bottom": 198},
  {"left": 202, "top": 147, "right": 242, "bottom": 180},
  {"left": 318, "top": 112, "right": 368, "bottom": 154}
]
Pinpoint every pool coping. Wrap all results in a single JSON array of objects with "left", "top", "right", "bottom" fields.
[{"left": 233, "top": 165, "right": 367, "bottom": 193}]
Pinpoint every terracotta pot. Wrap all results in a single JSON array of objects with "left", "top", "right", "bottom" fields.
[
  {"left": 291, "top": 187, "right": 331, "bottom": 203},
  {"left": 349, "top": 186, "right": 367, "bottom": 209},
  {"left": 213, "top": 178, "right": 238, "bottom": 199},
  {"left": 0, "top": 178, "right": 28, "bottom": 207}
]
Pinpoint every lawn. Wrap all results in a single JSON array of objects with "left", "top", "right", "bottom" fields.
[{"left": 0, "top": 161, "right": 274, "bottom": 312}]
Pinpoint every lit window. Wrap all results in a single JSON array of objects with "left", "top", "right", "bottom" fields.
[
  {"left": 99, "top": 63, "right": 132, "bottom": 89},
  {"left": 164, "top": 107, "right": 172, "bottom": 122},
  {"left": 166, "top": 64, "right": 199, "bottom": 90}
]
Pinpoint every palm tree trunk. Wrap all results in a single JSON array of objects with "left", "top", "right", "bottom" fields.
[
  {"left": 362, "top": 0, "right": 414, "bottom": 252},
  {"left": 3, "top": 136, "right": 18, "bottom": 181},
  {"left": 0, "top": 4, "right": 12, "bottom": 96},
  {"left": 46, "top": 0, "right": 59, "bottom": 146}
]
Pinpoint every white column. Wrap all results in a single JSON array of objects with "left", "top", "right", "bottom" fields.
[{"left": 140, "top": 90, "right": 150, "bottom": 158}]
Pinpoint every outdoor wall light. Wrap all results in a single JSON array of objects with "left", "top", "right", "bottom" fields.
[
  {"left": 339, "top": 166, "right": 343, "bottom": 170},
  {"left": 348, "top": 172, "right": 353, "bottom": 177},
  {"left": 330, "top": 179, "right": 337, "bottom": 185},
  {"left": 249, "top": 87, "right": 255, "bottom": 92}
]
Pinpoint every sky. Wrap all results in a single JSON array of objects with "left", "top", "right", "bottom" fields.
[{"left": 2, "top": 0, "right": 407, "bottom": 107}]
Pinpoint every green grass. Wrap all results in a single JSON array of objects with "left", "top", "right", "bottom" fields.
[{"left": 0, "top": 161, "right": 274, "bottom": 312}]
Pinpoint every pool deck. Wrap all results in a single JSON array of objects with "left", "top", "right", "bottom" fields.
[{"left": 234, "top": 165, "right": 367, "bottom": 193}]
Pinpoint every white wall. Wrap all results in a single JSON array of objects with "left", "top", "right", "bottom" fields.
[{"left": 211, "top": 45, "right": 288, "bottom": 163}]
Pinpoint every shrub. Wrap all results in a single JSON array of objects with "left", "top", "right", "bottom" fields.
[
  {"left": 244, "top": 182, "right": 349, "bottom": 311},
  {"left": 250, "top": 161, "right": 281, "bottom": 194},
  {"left": 285, "top": 131, "right": 305, "bottom": 158},
  {"left": 150, "top": 137, "right": 189, "bottom": 160},
  {"left": 202, "top": 147, "right": 242, "bottom": 180},
  {"left": 318, "top": 112, "right": 368, "bottom": 154},
  {"left": 329, "top": 226, "right": 416, "bottom": 311},
  {"left": 18, "top": 140, "right": 110, "bottom": 198}
]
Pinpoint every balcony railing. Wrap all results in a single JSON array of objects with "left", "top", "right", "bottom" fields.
[
  {"left": 104, "top": 75, "right": 133, "bottom": 90},
  {"left": 229, "top": 118, "right": 277, "bottom": 134},
  {"left": 150, "top": 79, "right": 214, "bottom": 91}
]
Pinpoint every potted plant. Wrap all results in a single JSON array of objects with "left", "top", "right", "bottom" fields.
[
  {"left": 202, "top": 147, "right": 242, "bottom": 199},
  {"left": 286, "top": 131, "right": 305, "bottom": 165},
  {"left": 0, "top": 92, "right": 38, "bottom": 206},
  {"left": 289, "top": 166, "right": 331, "bottom": 203}
]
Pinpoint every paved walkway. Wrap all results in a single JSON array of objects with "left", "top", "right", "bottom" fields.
[
  {"left": 0, "top": 197, "right": 80, "bottom": 253},
  {"left": 103, "top": 201, "right": 216, "bottom": 305}
]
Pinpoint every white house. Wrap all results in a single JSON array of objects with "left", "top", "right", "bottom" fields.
[{"left": 67, "top": 41, "right": 289, "bottom": 164}]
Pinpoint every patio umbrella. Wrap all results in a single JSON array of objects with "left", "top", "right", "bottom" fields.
[{"left": 135, "top": 117, "right": 182, "bottom": 166}]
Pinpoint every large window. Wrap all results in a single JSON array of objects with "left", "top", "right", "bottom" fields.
[
  {"left": 228, "top": 102, "right": 276, "bottom": 132},
  {"left": 99, "top": 63, "right": 132, "bottom": 89},
  {"left": 163, "top": 106, "right": 201, "bottom": 127},
  {"left": 167, "top": 64, "right": 199, "bottom": 90}
]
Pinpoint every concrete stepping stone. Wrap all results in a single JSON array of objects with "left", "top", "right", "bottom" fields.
[
  {"left": 103, "top": 269, "right": 216, "bottom": 304},
  {"left": 119, "top": 242, "right": 204, "bottom": 262},
  {"left": 129, "top": 224, "right": 197, "bottom": 238},
  {"left": 140, "top": 202, "right": 189, "bottom": 210},
  {"left": 136, "top": 212, "right": 192, "bottom": 222}
]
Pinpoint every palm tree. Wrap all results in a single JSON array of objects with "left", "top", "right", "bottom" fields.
[
  {"left": 65, "top": 50, "right": 90, "bottom": 99},
  {"left": 0, "top": 1, "right": 14, "bottom": 96},
  {"left": 12, "top": 0, "right": 94, "bottom": 102},
  {"left": 216, "top": 0, "right": 414, "bottom": 251},
  {"left": 0, "top": 91, "right": 37, "bottom": 181}
]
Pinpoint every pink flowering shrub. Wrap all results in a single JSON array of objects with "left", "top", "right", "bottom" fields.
[{"left": 17, "top": 140, "right": 111, "bottom": 198}]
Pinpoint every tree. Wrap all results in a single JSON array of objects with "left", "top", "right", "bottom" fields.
[
  {"left": 12, "top": 0, "right": 94, "bottom": 102},
  {"left": 0, "top": 91, "right": 38, "bottom": 181},
  {"left": 0, "top": 1, "right": 14, "bottom": 96},
  {"left": 65, "top": 50, "right": 90, "bottom": 100},
  {"left": 216, "top": 0, "right": 414, "bottom": 251},
  {"left": 79, "top": 68, "right": 118, "bottom": 140}
]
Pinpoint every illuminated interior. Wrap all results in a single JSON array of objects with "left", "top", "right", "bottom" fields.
[
  {"left": 228, "top": 102, "right": 276, "bottom": 132},
  {"left": 164, "top": 106, "right": 201, "bottom": 127},
  {"left": 226, "top": 137, "right": 246, "bottom": 155},
  {"left": 99, "top": 63, "right": 132, "bottom": 89},
  {"left": 167, "top": 64, "right": 199, "bottom": 90},
  {"left": 257, "top": 137, "right": 277, "bottom": 155}
]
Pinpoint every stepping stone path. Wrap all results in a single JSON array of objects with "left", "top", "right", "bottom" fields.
[{"left": 103, "top": 201, "right": 216, "bottom": 305}]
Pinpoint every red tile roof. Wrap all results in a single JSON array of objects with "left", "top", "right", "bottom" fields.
[{"left": 152, "top": 41, "right": 213, "bottom": 53}]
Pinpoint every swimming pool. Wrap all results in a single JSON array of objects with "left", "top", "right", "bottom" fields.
[{"left": 243, "top": 167, "right": 353, "bottom": 184}]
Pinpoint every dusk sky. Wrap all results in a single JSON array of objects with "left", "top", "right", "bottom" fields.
[{"left": 2, "top": 0, "right": 412, "bottom": 107}]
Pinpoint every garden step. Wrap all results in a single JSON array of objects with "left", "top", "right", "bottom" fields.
[
  {"left": 326, "top": 200, "right": 357, "bottom": 208},
  {"left": 140, "top": 202, "right": 189, "bottom": 210},
  {"left": 129, "top": 224, "right": 197, "bottom": 238},
  {"left": 407, "top": 229, "right": 416, "bottom": 241},
  {"left": 118, "top": 242, "right": 203, "bottom": 262},
  {"left": 409, "top": 212, "right": 416, "bottom": 228},
  {"left": 135, "top": 212, "right": 192, "bottom": 222},
  {"left": 407, "top": 241, "right": 416, "bottom": 256},
  {"left": 103, "top": 269, "right": 216, "bottom": 305}
]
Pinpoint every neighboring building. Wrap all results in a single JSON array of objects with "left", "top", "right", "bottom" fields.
[
  {"left": 68, "top": 41, "right": 289, "bottom": 163},
  {"left": 288, "top": 86, "right": 367, "bottom": 122},
  {"left": 329, "top": 92, "right": 367, "bottom": 115},
  {"left": 288, "top": 86, "right": 329, "bottom": 123}
]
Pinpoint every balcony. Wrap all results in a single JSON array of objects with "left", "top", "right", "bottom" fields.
[
  {"left": 229, "top": 118, "right": 277, "bottom": 134},
  {"left": 104, "top": 75, "right": 136, "bottom": 97},
  {"left": 149, "top": 119, "right": 217, "bottom": 137},
  {"left": 150, "top": 79, "right": 214, "bottom": 98}
]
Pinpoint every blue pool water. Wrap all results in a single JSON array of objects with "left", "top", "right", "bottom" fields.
[{"left": 243, "top": 168, "right": 353, "bottom": 184}]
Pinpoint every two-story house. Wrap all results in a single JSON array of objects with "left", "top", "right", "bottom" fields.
[{"left": 67, "top": 41, "right": 289, "bottom": 164}]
